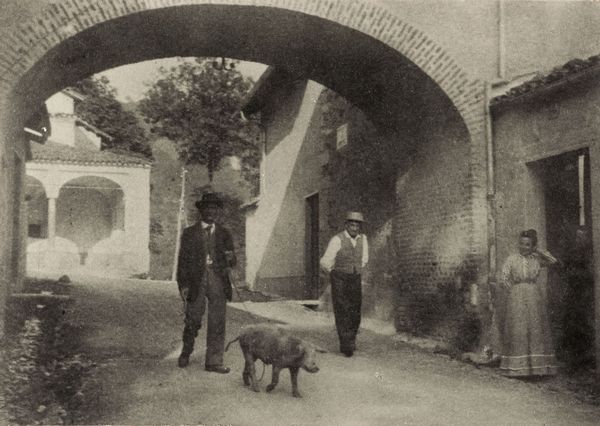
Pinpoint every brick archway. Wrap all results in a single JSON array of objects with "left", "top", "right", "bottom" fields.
[
  {"left": 0, "top": 0, "right": 484, "bottom": 137},
  {"left": 0, "top": 1, "right": 490, "bottom": 334}
]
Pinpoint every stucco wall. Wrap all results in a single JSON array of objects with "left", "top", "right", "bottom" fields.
[
  {"left": 493, "top": 72, "right": 600, "bottom": 365},
  {"left": 245, "top": 80, "right": 326, "bottom": 297},
  {"left": 493, "top": 77, "right": 600, "bottom": 270},
  {"left": 25, "top": 163, "right": 151, "bottom": 277}
]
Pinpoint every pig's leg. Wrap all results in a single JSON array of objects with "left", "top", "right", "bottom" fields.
[
  {"left": 240, "top": 346, "right": 251, "bottom": 386},
  {"left": 244, "top": 351, "right": 260, "bottom": 392},
  {"left": 266, "top": 365, "right": 281, "bottom": 393},
  {"left": 242, "top": 361, "right": 251, "bottom": 386},
  {"left": 290, "top": 367, "right": 301, "bottom": 398}
]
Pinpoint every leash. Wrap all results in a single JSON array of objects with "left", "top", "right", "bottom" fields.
[
  {"left": 224, "top": 271, "right": 268, "bottom": 382},
  {"left": 227, "top": 268, "right": 253, "bottom": 314}
]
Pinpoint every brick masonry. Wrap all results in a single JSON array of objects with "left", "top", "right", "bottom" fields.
[
  {"left": 0, "top": 0, "right": 484, "bottom": 136},
  {"left": 0, "top": 0, "right": 486, "bottom": 338},
  {"left": 250, "top": 77, "right": 484, "bottom": 342}
]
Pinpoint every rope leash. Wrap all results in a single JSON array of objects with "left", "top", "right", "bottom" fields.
[
  {"left": 227, "top": 271, "right": 268, "bottom": 382},
  {"left": 227, "top": 268, "right": 254, "bottom": 314}
]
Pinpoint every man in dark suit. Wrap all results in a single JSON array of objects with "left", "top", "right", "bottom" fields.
[{"left": 176, "top": 192, "right": 236, "bottom": 372}]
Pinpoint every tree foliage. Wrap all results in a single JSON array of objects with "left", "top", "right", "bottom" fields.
[
  {"left": 138, "top": 58, "right": 259, "bottom": 182},
  {"left": 72, "top": 76, "right": 152, "bottom": 158}
]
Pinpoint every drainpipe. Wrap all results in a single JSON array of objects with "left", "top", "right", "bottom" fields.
[
  {"left": 485, "top": 83, "right": 497, "bottom": 308},
  {"left": 497, "top": 0, "right": 506, "bottom": 80}
]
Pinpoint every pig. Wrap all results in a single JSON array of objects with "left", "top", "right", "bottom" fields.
[{"left": 225, "top": 324, "right": 323, "bottom": 398}]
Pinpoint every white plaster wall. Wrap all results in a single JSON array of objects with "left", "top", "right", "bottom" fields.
[
  {"left": 245, "top": 81, "right": 324, "bottom": 287},
  {"left": 25, "top": 162, "right": 151, "bottom": 277},
  {"left": 48, "top": 116, "right": 76, "bottom": 147},
  {"left": 47, "top": 92, "right": 77, "bottom": 147},
  {"left": 46, "top": 92, "right": 74, "bottom": 116},
  {"left": 76, "top": 126, "right": 102, "bottom": 150}
]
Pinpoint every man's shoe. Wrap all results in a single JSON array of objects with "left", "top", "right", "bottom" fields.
[
  {"left": 341, "top": 349, "right": 354, "bottom": 357},
  {"left": 178, "top": 354, "right": 190, "bottom": 368},
  {"left": 205, "top": 365, "right": 230, "bottom": 374}
]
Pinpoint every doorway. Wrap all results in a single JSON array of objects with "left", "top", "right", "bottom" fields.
[
  {"left": 533, "top": 148, "right": 595, "bottom": 369},
  {"left": 305, "top": 193, "right": 320, "bottom": 300}
]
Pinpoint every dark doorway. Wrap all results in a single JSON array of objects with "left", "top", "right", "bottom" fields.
[
  {"left": 305, "top": 193, "right": 320, "bottom": 299},
  {"left": 532, "top": 149, "right": 595, "bottom": 370}
]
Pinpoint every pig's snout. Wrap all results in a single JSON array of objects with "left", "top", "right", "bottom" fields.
[{"left": 302, "top": 359, "right": 320, "bottom": 373}]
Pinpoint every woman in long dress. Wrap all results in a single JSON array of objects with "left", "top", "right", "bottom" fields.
[{"left": 500, "top": 229, "right": 559, "bottom": 377}]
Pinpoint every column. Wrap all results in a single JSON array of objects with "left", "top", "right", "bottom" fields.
[{"left": 47, "top": 197, "right": 56, "bottom": 247}]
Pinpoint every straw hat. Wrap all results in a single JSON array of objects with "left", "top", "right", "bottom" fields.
[{"left": 346, "top": 211, "right": 365, "bottom": 223}]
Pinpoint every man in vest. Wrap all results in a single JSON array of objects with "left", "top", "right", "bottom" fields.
[
  {"left": 176, "top": 192, "right": 236, "bottom": 372},
  {"left": 320, "top": 212, "right": 369, "bottom": 357}
]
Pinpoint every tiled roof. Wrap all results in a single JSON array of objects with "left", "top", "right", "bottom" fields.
[
  {"left": 492, "top": 54, "right": 600, "bottom": 106},
  {"left": 30, "top": 141, "right": 150, "bottom": 167},
  {"left": 76, "top": 118, "right": 113, "bottom": 141}
]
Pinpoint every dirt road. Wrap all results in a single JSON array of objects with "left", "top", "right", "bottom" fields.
[{"left": 64, "top": 276, "right": 599, "bottom": 425}]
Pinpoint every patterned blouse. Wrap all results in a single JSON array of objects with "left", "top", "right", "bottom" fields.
[{"left": 501, "top": 251, "right": 557, "bottom": 286}]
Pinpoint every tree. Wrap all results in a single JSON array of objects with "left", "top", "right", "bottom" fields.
[
  {"left": 138, "top": 57, "right": 259, "bottom": 183},
  {"left": 72, "top": 76, "right": 152, "bottom": 158}
]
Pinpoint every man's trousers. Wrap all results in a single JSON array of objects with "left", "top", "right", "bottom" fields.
[
  {"left": 330, "top": 270, "right": 362, "bottom": 352},
  {"left": 181, "top": 267, "right": 227, "bottom": 367}
]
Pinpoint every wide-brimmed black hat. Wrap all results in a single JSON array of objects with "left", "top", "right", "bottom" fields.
[{"left": 195, "top": 192, "right": 223, "bottom": 209}]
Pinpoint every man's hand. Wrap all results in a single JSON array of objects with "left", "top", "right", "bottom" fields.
[
  {"left": 179, "top": 287, "right": 189, "bottom": 302},
  {"left": 224, "top": 250, "right": 235, "bottom": 267}
]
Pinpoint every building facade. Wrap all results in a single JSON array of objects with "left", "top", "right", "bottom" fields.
[
  {"left": 25, "top": 90, "right": 151, "bottom": 278},
  {"left": 492, "top": 56, "right": 600, "bottom": 368},
  {"left": 0, "top": 1, "right": 599, "bottom": 356},
  {"left": 243, "top": 68, "right": 475, "bottom": 341}
]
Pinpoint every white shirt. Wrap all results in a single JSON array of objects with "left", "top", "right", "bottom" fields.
[
  {"left": 319, "top": 231, "right": 369, "bottom": 273},
  {"left": 201, "top": 221, "right": 215, "bottom": 235},
  {"left": 201, "top": 221, "right": 215, "bottom": 264}
]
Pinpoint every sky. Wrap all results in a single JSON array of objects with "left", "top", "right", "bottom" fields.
[{"left": 98, "top": 58, "right": 268, "bottom": 103}]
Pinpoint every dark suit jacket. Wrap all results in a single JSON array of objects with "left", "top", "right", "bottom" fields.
[{"left": 176, "top": 222, "right": 237, "bottom": 302}]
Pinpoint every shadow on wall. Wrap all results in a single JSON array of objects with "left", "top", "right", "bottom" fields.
[{"left": 393, "top": 254, "right": 481, "bottom": 352}]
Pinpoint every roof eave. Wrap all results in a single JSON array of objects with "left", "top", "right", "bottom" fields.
[
  {"left": 241, "top": 67, "right": 303, "bottom": 115},
  {"left": 491, "top": 62, "right": 600, "bottom": 111}
]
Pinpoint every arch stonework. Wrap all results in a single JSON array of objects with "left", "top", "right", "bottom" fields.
[
  {"left": 0, "top": 1, "right": 490, "bottom": 332},
  {"left": 0, "top": 0, "right": 489, "bottom": 270},
  {"left": 0, "top": 0, "right": 484, "bottom": 135}
]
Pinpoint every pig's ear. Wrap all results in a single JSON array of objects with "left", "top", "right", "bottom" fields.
[
  {"left": 306, "top": 342, "right": 327, "bottom": 353},
  {"left": 293, "top": 343, "right": 306, "bottom": 361}
]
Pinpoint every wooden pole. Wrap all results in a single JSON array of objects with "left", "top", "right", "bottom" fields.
[{"left": 171, "top": 168, "right": 187, "bottom": 282}]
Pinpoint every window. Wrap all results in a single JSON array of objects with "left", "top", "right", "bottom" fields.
[
  {"left": 336, "top": 123, "right": 348, "bottom": 150},
  {"left": 28, "top": 224, "right": 42, "bottom": 238}
]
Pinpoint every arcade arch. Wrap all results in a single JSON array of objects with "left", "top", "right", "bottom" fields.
[{"left": 0, "top": 1, "right": 488, "bottom": 334}]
